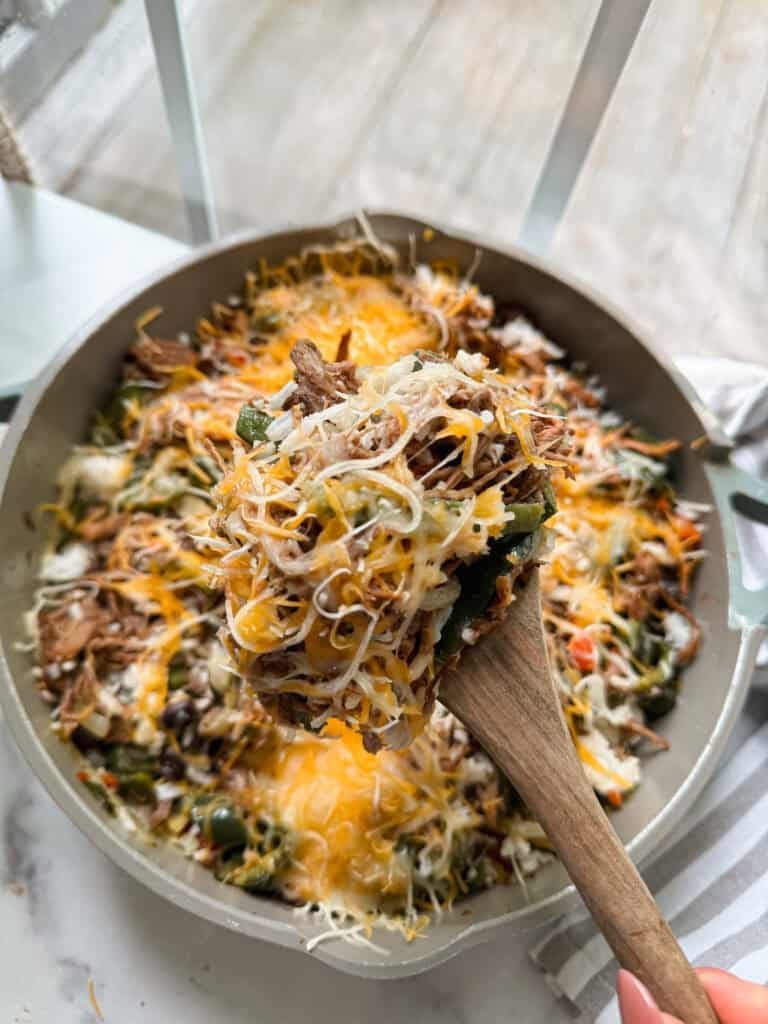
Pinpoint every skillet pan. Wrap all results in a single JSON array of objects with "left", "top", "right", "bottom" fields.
[{"left": 0, "top": 213, "right": 765, "bottom": 978}]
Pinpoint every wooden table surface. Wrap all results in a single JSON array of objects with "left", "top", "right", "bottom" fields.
[{"left": 17, "top": 0, "right": 768, "bottom": 368}]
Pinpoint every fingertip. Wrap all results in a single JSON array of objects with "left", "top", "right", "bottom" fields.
[
  {"left": 617, "top": 969, "right": 663, "bottom": 1023},
  {"left": 696, "top": 966, "right": 768, "bottom": 1023},
  {"left": 696, "top": 967, "right": 730, "bottom": 983}
]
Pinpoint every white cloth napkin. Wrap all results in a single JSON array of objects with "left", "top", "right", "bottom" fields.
[
  {"left": 676, "top": 357, "right": 768, "bottom": 608},
  {"left": 530, "top": 355, "right": 768, "bottom": 1021}
]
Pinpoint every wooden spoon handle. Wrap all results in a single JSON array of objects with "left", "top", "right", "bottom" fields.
[
  {"left": 512, "top": 734, "right": 715, "bottom": 1023},
  {"left": 439, "top": 576, "right": 717, "bottom": 1023},
  {"left": 447, "top": 681, "right": 715, "bottom": 1022}
]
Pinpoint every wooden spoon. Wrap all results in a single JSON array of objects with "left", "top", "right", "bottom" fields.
[{"left": 439, "top": 569, "right": 717, "bottom": 1024}]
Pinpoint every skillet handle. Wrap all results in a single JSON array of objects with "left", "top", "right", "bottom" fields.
[
  {"left": 0, "top": 395, "right": 19, "bottom": 447},
  {"left": 0, "top": 394, "right": 18, "bottom": 425},
  {"left": 704, "top": 454, "right": 768, "bottom": 629}
]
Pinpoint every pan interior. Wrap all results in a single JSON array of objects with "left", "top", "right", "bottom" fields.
[{"left": 0, "top": 214, "right": 741, "bottom": 972}]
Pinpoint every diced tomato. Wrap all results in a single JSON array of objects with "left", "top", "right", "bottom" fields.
[
  {"left": 102, "top": 771, "right": 119, "bottom": 790},
  {"left": 606, "top": 789, "right": 623, "bottom": 809},
  {"left": 568, "top": 631, "right": 598, "bottom": 673},
  {"left": 673, "top": 516, "right": 701, "bottom": 544}
]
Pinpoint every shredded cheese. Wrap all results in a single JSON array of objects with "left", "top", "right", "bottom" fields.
[
  {"left": 204, "top": 351, "right": 566, "bottom": 745},
  {"left": 29, "top": 243, "right": 703, "bottom": 940}
]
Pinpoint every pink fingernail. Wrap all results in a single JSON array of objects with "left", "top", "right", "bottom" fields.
[{"left": 617, "top": 969, "right": 663, "bottom": 1024}]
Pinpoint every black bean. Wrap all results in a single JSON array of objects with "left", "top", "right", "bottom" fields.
[
  {"left": 161, "top": 698, "right": 197, "bottom": 732},
  {"left": 72, "top": 725, "right": 105, "bottom": 754},
  {"left": 159, "top": 749, "right": 186, "bottom": 781},
  {"left": 206, "top": 737, "right": 225, "bottom": 760}
]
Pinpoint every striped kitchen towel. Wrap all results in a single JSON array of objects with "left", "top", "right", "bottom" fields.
[
  {"left": 531, "top": 701, "right": 768, "bottom": 1021},
  {"left": 531, "top": 356, "right": 768, "bottom": 1021}
]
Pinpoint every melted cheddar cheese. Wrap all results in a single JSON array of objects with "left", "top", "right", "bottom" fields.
[{"left": 34, "top": 247, "right": 702, "bottom": 941}]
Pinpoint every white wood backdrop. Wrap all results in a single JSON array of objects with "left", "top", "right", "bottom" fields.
[
  {"left": 17, "top": 0, "right": 768, "bottom": 366},
  {"left": 554, "top": 0, "right": 768, "bottom": 365}
]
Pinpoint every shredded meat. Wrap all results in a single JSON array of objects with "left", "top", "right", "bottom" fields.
[
  {"left": 78, "top": 591, "right": 149, "bottom": 671},
  {"left": 622, "top": 590, "right": 650, "bottom": 622},
  {"left": 58, "top": 660, "right": 99, "bottom": 736},
  {"left": 285, "top": 339, "right": 359, "bottom": 414},
  {"left": 78, "top": 507, "right": 125, "bottom": 542},
  {"left": 444, "top": 294, "right": 494, "bottom": 356},
  {"left": 87, "top": 628, "right": 147, "bottom": 671},
  {"left": 447, "top": 384, "right": 492, "bottom": 412},
  {"left": 621, "top": 718, "right": 670, "bottom": 750},
  {"left": 363, "top": 732, "right": 383, "bottom": 754},
  {"left": 618, "top": 551, "right": 663, "bottom": 621},
  {"left": 149, "top": 799, "right": 173, "bottom": 829},
  {"left": 39, "top": 597, "right": 109, "bottom": 664},
  {"left": 208, "top": 301, "right": 249, "bottom": 335},
  {"left": 469, "top": 570, "right": 520, "bottom": 644},
  {"left": 511, "top": 464, "right": 550, "bottom": 502},
  {"left": 336, "top": 329, "right": 351, "bottom": 362},
  {"left": 196, "top": 305, "right": 254, "bottom": 372},
  {"left": 515, "top": 350, "right": 548, "bottom": 375},
  {"left": 259, "top": 651, "right": 299, "bottom": 676},
  {"left": 561, "top": 378, "right": 601, "bottom": 409},
  {"left": 129, "top": 337, "right": 198, "bottom": 380},
  {"left": 532, "top": 418, "right": 570, "bottom": 451},
  {"left": 346, "top": 413, "right": 401, "bottom": 458},
  {"left": 434, "top": 727, "right": 469, "bottom": 773},
  {"left": 633, "top": 551, "right": 662, "bottom": 584},
  {"left": 617, "top": 437, "right": 681, "bottom": 457},
  {"left": 662, "top": 590, "right": 701, "bottom": 664}
]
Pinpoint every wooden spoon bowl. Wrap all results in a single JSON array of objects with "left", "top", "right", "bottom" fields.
[{"left": 439, "top": 569, "right": 717, "bottom": 1024}]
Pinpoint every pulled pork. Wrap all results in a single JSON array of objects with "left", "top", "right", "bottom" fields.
[
  {"left": 39, "top": 596, "right": 109, "bottom": 664},
  {"left": 129, "top": 337, "right": 198, "bottom": 381},
  {"left": 285, "top": 339, "right": 359, "bottom": 414}
]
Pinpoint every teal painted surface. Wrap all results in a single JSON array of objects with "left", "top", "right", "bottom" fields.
[{"left": 705, "top": 458, "right": 768, "bottom": 628}]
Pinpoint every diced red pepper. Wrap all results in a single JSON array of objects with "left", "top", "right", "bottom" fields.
[
  {"left": 606, "top": 789, "right": 623, "bottom": 809},
  {"left": 673, "top": 515, "right": 701, "bottom": 544},
  {"left": 568, "top": 631, "right": 598, "bottom": 673}
]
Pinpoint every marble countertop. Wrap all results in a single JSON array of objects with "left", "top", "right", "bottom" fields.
[
  {"left": 7, "top": 695, "right": 767, "bottom": 1024},
  {"left": 0, "top": 717, "right": 573, "bottom": 1024}
]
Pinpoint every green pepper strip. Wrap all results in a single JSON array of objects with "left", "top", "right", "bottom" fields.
[
  {"left": 437, "top": 530, "right": 540, "bottom": 659},
  {"left": 504, "top": 502, "right": 545, "bottom": 534},
  {"left": 236, "top": 405, "right": 273, "bottom": 445},
  {"left": 437, "top": 487, "right": 559, "bottom": 660},
  {"left": 633, "top": 652, "right": 675, "bottom": 692}
]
